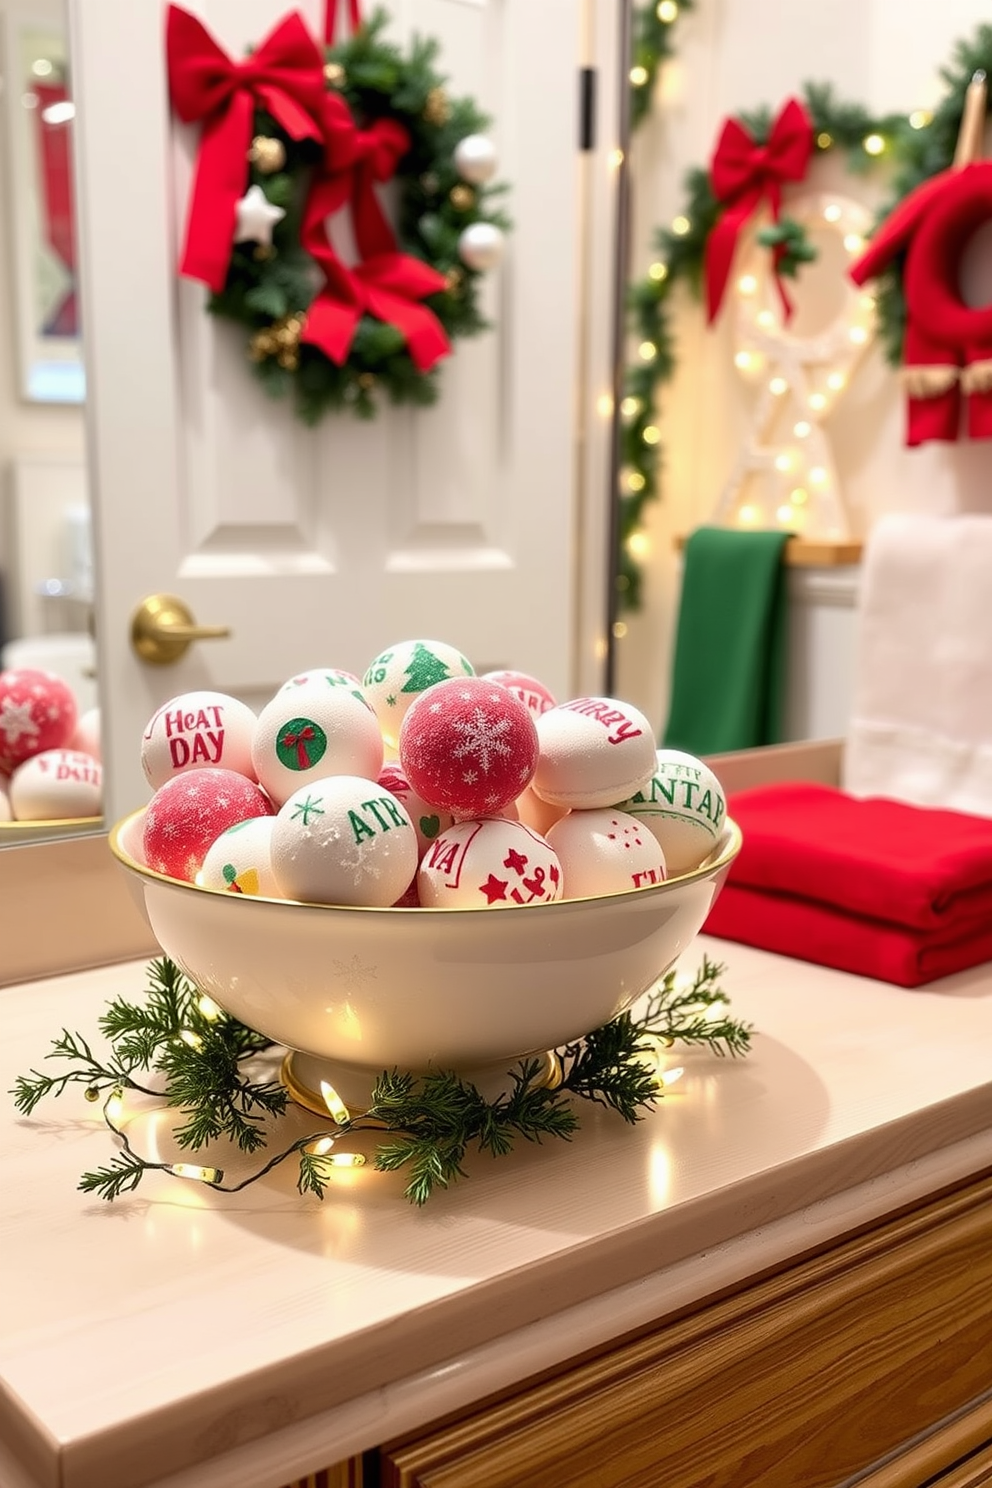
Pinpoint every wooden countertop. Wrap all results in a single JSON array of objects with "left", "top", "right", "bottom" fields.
[
  {"left": 2, "top": 939, "right": 991, "bottom": 1488},
  {"left": 674, "top": 534, "right": 863, "bottom": 566}
]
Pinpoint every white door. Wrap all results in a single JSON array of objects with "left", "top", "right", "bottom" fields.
[{"left": 69, "top": 0, "right": 621, "bottom": 820}]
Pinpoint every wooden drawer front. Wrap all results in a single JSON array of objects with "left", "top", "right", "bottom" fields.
[{"left": 381, "top": 1172, "right": 992, "bottom": 1488}]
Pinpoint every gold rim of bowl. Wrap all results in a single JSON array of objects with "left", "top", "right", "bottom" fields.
[
  {"left": 0, "top": 815, "right": 102, "bottom": 832},
  {"left": 108, "top": 806, "right": 742, "bottom": 915}
]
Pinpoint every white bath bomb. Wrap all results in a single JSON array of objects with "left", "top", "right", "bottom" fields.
[
  {"left": 10, "top": 749, "right": 102, "bottom": 821},
  {"left": 362, "top": 638, "right": 474, "bottom": 750},
  {"left": 198, "top": 815, "right": 280, "bottom": 898},
  {"left": 271, "top": 775, "right": 418, "bottom": 907},
  {"left": 141, "top": 691, "right": 257, "bottom": 789},
  {"left": 546, "top": 808, "right": 667, "bottom": 900},
  {"left": 515, "top": 784, "right": 568, "bottom": 836},
  {"left": 71, "top": 707, "right": 101, "bottom": 763},
  {"left": 277, "top": 667, "right": 362, "bottom": 696},
  {"left": 532, "top": 697, "right": 656, "bottom": 809},
  {"left": 418, "top": 817, "right": 563, "bottom": 909},
  {"left": 0, "top": 776, "right": 13, "bottom": 821},
  {"left": 252, "top": 689, "right": 383, "bottom": 807},
  {"left": 616, "top": 749, "right": 727, "bottom": 876}
]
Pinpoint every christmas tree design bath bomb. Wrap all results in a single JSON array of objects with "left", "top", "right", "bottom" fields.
[
  {"left": 0, "top": 668, "right": 77, "bottom": 772},
  {"left": 252, "top": 687, "right": 383, "bottom": 806},
  {"left": 143, "top": 768, "right": 274, "bottom": 883},
  {"left": 9, "top": 749, "right": 102, "bottom": 821},
  {"left": 399, "top": 676, "right": 539, "bottom": 818},
  {"left": 198, "top": 815, "right": 280, "bottom": 898},
  {"left": 546, "top": 808, "right": 667, "bottom": 900},
  {"left": 418, "top": 818, "right": 563, "bottom": 909},
  {"left": 141, "top": 690, "right": 258, "bottom": 790},
  {"left": 532, "top": 696, "right": 656, "bottom": 809},
  {"left": 362, "top": 638, "right": 474, "bottom": 750},
  {"left": 616, "top": 749, "right": 726, "bottom": 876},
  {"left": 270, "top": 775, "right": 418, "bottom": 907}
]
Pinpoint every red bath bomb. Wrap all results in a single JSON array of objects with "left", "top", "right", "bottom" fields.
[
  {"left": 481, "top": 669, "right": 557, "bottom": 718},
  {"left": 143, "top": 767, "right": 274, "bottom": 882},
  {"left": 0, "top": 668, "right": 78, "bottom": 771},
  {"left": 399, "top": 676, "right": 539, "bottom": 818}
]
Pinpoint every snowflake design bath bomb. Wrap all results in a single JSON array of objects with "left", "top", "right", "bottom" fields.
[
  {"left": 532, "top": 696, "right": 657, "bottom": 810},
  {"left": 9, "top": 749, "right": 102, "bottom": 822},
  {"left": 141, "top": 690, "right": 258, "bottom": 790},
  {"left": 616, "top": 749, "right": 727, "bottom": 876},
  {"left": 418, "top": 818, "right": 563, "bottom": 909},
  {"left": 362, "top": 639, "right": 474, "bottom": 750},
  {"left": 399, "top": 676, "right": 539, "bottom": 818},
  {"left": 0, "top": 668, "right": 77, "bottom": 772},
  {"left": 252, "top": 687, "right": 383, "bottom": 807},
  {"left": 198, "top": 815, "right": 280, "bottom": 898},
  {"left": 143, "top": 767, "right": 274, "bottom": 883},
  {"left": 270, "top": 775, "right": 418, "bottom": 907},
  {"left": 481, "top": 669, "right": 557, "bottom": 718},
  {"left": 546, "top": 808, "right": 667, "bottom": 900}
]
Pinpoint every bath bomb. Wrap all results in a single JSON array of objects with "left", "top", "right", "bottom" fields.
[
  {"left": 362, "top": 639, "right": 474, "bottom": 749},
  {"left": 0, "top": 668, "right": 77, "bottom": 771},
  {"left": 270, "top": 775, "right": 418, "bottom": 907},
  {"left": 515, "top": 784, "right": 569, "bottom": 837},
  {"left": 0, "top": 778, "right": 10, "bottom": 822},
  {"left": 546, "top": 808, "right": 667, "bottom": 900},
  {"left": 617, "top": 749, "right": 727, "bottom": 876},
  {"left": 198, "top": 815, "right": 280, "bottom": 897},
  {"left": 252, "top": 688, "right": 383, "bottom": 807},
  {"left": 399, "top": 676, "right": 539, "bottom": 818},
  {"left": 418, "top": 818, "right": 563, "bottom": 909},
  {"left": 143, "top": 768, "right": 274, "bottom": 882},
  {"left": 141, "top": 691, "right": 257, "bottom": 789},
  {"left": 71, "top": 707, "right": 101, "bottom": 763},
  {"left": 277, "top": 667, "right": 363, "bottom": 696},
  {"left": 377, "top": 762, "right": 454, "bottom": 856},
  {"left": 532, "top": 696, "right": 656, "bottom": 810},
  {"left": 9, "top": 749, "right": 102, "bottom": 821},
  {"left": 481, "top": 669, "right": 557, "bottom": 718}
]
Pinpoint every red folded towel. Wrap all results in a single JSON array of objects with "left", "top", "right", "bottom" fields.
[
  {"left": 726, "top": 783, "right": 992, "bottom": 932},
  {"left": 705, "top": 881, "right": 992, "bottom": 987}
]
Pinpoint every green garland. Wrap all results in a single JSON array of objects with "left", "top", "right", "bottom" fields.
[
  {"left": 617, "top": 81, "right": 902, "bottom": 615},
  {"left": 628, "top": 0, "right": 696, "bottom": 130},
  {"left": 12, "top": 955, "right": 751, "bottom": 1207},
  {"left": 211, "top": 8, "right": 509, "bottom": 423}
]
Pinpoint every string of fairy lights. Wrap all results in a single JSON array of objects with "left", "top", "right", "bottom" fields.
[{"left": 614, "top": 16, "right": 992, "bottom": 621}]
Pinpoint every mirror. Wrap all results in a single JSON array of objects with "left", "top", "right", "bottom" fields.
[{"left": 0, "top": 0, "right": 100, "bottom": 845}]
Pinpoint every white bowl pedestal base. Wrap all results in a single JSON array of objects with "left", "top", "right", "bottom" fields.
[{"left": 282, "top": 1048, "right": 561, "bottom": 1117}]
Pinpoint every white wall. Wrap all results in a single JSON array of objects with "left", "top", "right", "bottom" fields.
[{"left": 617, "top": 0, "right": 992, "bottom": 733}]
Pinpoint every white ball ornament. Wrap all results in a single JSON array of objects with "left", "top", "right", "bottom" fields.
[
  {"left": 532, "top": 696, "right": 657, "bottom": 810},
  {"left": 198, "top": 816, "right": 280, "bottom": 898},
  {"left": 546, "top": 808, "right": 667, "bottom": 901},
  {"left": 457, "top": 222, "right": 505, "bottom": 272},
  {"left": 141, "top": 691, "right": 257, "bottom": 790},
  {"left": 271, "top": 775, "right": 418, "bottom": 907},
  {"left": 453, "top": 133, "right": 498, "bottom": 185},
  {"left": 616, "top": 749, "right": 727, "bottom": 877},
  {"left": 418, "top": 818, "right": 563, "bottom": 909},
  {"left": 10, "top": 749, "right": 102, "bottom": 821},
  {"left": 252, "top": 688, "right": 383, "bottom": 807}
]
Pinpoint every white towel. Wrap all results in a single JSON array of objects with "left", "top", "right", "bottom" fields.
[{"left": 843, "top": 514, "right": 992, "bottom": 816}]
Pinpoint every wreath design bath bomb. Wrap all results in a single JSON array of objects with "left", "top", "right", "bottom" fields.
[
  {"left": 270, "top": 775, "right": 418, "bottom": 907},
  {"left": 143, "top": 768, "right": 274, "bottom": 883},
  {"left": 9, "top": 749, "right": 102, "bottom": 822},
  {"left": 198, "top": 815, "right": 280, "bottom": 898},
  {"left": 617, "top": 749, "right": 727, "bottom": 876},
  {"left": 252, "top": 688, "right": 383, "bottom": 807},
  {"left": 546, "top": 808, "right": 667, "bottom": 899},
  {"left": 532, "top": 696, "right": 657, "bottom": 810},
  {"left": 481, "top": 669, "right": 558, "bottom": 718},
  {"left": 399, "top": 676, "right": 539, "bottom": 818},
  {"left": 418, "top": 818, "right": 563, "bottom": 909},
  {"left": 0, "top": 668, "right": 77, "bottom": 772},
  {"left": 141, "top": 690, "right": 258, "bottom": 789},
  {"left": 363, "top": 639, "right": 475, "bottom": 750}
]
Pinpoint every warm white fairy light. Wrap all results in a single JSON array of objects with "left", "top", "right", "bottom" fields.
[
  {"left": 170, "top": 1162, "right": 224, "bottom": 1183},
  {"left": 826, "top": 372, "right": 846, "bottom": 391},
  {"left": 738, "top": 504, "right": 758, "bottom": 524},
  {"left": 774, "top": 452, "right": 793, "bottom": 472},
  {"left": 849, "top": 326, "right": 868, "bottom": 344},
  {"left": 648, "top": 261, "right": 669, "bottom": 282},
  {"left": 324, "top": 1152, "right": 366, "bottom": 1169},
  {"left": 656, "top": 0, "right": 678, "bottom": 19},
  {"left": 642, "top": 424, "right": 661, "bottom": 444},
  {"left": 609, "top": 148, "right": 624, "bottom": 170},
  {"left": 657, "top": 1066, "right": 684, "bottom": 1090},
  {"left": 179, "top": 1028, "right": 204, "bottom": 1052},
  {"left": 196, "top": 995, "right": 222, "bottom": 1020},
  {"left": 769, "top": 376, "right": 788, "bottom": 396},
  {"left": 671, "top": 214, "right": 691, "bottom": 235},
  {"left": 863, "top": 133, "right": 886, "bottom": 156},
  {"left": 597, "top": 393, "right": 614, "bottom": 417},
  {"left": 320, "top": 1080, "right": 351, "bottom": 1126},
  {"left": 621, "top": 395, "right": 641, "bottom": 416},
  {"left": 105, "top": 1088, "right": 124, "bottom": 1123},
  {"left": 843, "top": 233, "right": 863, "bottom": 254},
  {"left": 791, "top": 487, "right": 809, "bottom": 505},
  {"left": 793, "top": 420, "right": 811, "bottom": 438},
  {"left": 816, "top": 131, "right": 833, "bottom": 150},
  {"left": 627, "top": 530, "right": 651, "bottom": 559},
  {"left": 808, "top": 392, "right": 827, "bottom": 412},
  {"left": 627, "top": 470, "right": 646, "bottom": 492},
  {"left": 777, "top": 504, "right": 795, "bottom": 524},
  {"left": 860, "top": 293, "right": 876, "bottom": 313},
  {"left": 734, "top": 351, "right": 755, "bottom": 371},
  {"left": 809, "top": 465, "right": 827, "bottom": 485},
  {"left": 756, "top": 310, "right": 775, "bottom": 329},
  {"left": 311, "top": 1136, "right": 336, "bottom": 1156},
  {"left": 823, "top": 203, "right": 842, "bottom": 223},
  {"left": 629, "top": 65, "right": 649, "bottom": 87},
  {"left": 738, "top": 273, "right": 758, "bottom": 296},
  {"left": 909, "top": 109, "right": 932, "bottom": 129},
  {"left": 638, "top": 340, "right": 657, "bottom": 361},
  {"left": 612, "top": 620, "right": 628, "bottom": 639}
]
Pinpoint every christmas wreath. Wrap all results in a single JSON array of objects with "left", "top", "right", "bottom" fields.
[{"left": 167, "top": 3, "right": 510, "bottom": 423}]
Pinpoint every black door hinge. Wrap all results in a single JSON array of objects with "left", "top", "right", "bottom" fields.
[{"left": 579, "top": 66, "right": 597, "bottom": 150}]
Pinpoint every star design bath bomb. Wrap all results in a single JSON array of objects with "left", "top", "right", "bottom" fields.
[
  {"left": 0, "top": 668, "right": 77, "bottom": 771},
  {"left": 418, "top": 817, "right": 562, "bottom": 909},
  {"left": 546, "top": 808, "right": 667, "bottom": 900},
  {"left": 399, "top": 676, "right": 539, "bottom": 818}
]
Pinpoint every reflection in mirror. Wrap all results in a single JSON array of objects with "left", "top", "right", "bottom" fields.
[{"left": 0, "top": 1, "right": 100, "bottom": 846}]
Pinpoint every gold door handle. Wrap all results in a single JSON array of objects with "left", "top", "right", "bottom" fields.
[{"left": 131, "top": 593, "right": 232, "bottom": 666}]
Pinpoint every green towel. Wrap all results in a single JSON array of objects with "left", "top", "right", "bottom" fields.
[{"left": 662, "top": 526, "right": 791, "bottom": 755}]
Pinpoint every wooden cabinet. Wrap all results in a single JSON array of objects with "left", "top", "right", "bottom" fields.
[{"left": 337, "top": 1171, "right": 992, "bottom": 1488}]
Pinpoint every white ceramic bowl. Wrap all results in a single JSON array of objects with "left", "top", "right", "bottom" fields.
[{"left": 110, "top": 807, "right": 740, "bottom": 1104}]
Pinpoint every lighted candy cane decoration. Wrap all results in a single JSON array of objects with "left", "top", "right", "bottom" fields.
[{"left": 711, "top": 192, "right": 877, "bottom": 538}]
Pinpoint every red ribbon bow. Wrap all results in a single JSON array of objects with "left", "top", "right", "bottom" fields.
[
  {"left": 166, "top": 4, "right": 327, "bottom": 292},
  {"left": 300, "top": 117, "right": 450, "bottom": 372},
  {"left": 704, "top": 97, "right": 814, "bottom": 324},
  {"left": 280, "top": 724, "right": 316, "bottom": 769}
]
